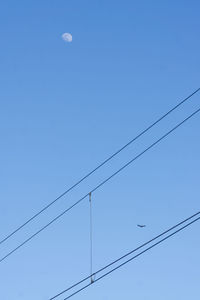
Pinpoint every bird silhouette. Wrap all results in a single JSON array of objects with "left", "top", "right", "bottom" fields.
[{"left": 137, "top": 224, "right": 146, "bottom": 228}]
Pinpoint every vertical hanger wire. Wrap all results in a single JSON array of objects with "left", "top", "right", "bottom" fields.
[{"left": 89, "top": 192, "right": 94, "bottom": 283}]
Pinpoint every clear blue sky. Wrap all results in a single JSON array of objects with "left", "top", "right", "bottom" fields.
[{"left": 0, "top": 1, "right": 200, "bottom": 299}]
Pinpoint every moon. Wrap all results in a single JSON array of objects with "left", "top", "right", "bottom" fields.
[{"left": 62, "top": 33, "right": 72, "bottom": 43}]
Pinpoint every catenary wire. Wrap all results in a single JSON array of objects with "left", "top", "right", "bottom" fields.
[
  {"left": 0, "top": 88, "right": 199, "bottom": 246},
  {"left": 61, "top": 214, "right": 200, "bottom": 300},
  {"left": 0, "top": 107, "right": 199, "bottom": 264},
  {"left": 89, "top": 193, "right": 93, "bottom": 282},
  {"left": 49, "top": 210, "right": 200, "bottom": 299}
]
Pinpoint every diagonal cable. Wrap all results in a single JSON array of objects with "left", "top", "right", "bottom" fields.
[
  {"left": 0, "top": 107, "right": 199, "bottom": 264},
  {"left": 58, "top": 214, "right": 200, "bottom": 300},
  {"left": 49, "top": 211, "right": 200, "bottom": 299},
  {"left": 0, "top": 88, "right": 199, "bottom": 246}
]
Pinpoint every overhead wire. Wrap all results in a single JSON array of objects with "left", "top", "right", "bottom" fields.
[
  {"left": 0, "top": 107, "right": 200, "bottom": 264},
  {"left": 89, "top": 193, "right": 94, "bottom": 283},
  {"left": 49, "top": 212, "right": 200, "bottom": 300},
  {"left": 64, "top": 216, "right": 200, "bottom": 299},
  {"left": 49, "top": 211, "right": 200, "bottom": 299},
  {"left": 0, "top": 88, "right": 199, "bottom": 247}
]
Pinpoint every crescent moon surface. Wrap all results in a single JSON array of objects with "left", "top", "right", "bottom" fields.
[{"left": 62, "top": 33, "right": 72, "bottom": 43}]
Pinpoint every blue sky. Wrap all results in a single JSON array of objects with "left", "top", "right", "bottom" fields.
[{"left": 0, "top": 1, "right": 200, "bottom": 299}]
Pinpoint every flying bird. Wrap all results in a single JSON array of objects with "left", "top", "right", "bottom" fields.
[{"left": 137, "top": 224, "right": 146, "bottom": 228}]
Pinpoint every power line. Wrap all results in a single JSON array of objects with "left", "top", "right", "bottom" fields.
[
  {"left": 0, "top": 107, "right": 199, "bottom": 264},
  {"left": 50, "top": 212, "right": 200, "bottom": 300},
  {"left": 49, "top": 211, "right": 200, "bottom": 300},
  {"left": 64, "top": 216, "right": 200, "bottom": 299},
  {"left": 0, "top": 88, "right": 199, "bottom": 247}
]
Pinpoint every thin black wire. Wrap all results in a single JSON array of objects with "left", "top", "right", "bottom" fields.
[
  {"left": 0, "top": 107, "right": 200, "bottom": 264},
  {"left": 49, "top": 211, "right": 200, "bottom": 300},
  {"left": 0, "top": 88, "right": 199, "bottom": 247},
  {"left": 61, "top": 215, "right": 200, "bottom": 300},
  {"left": 89, "top": 193, "right": 93, "bottom": 282}
]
